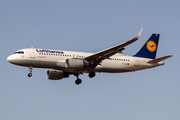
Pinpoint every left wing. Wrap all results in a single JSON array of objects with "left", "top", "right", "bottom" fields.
[{"left": 84, "top": 28, "right": 143, "bottom": 68}]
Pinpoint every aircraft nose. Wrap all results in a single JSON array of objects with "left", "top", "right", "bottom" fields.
[{"left": 7, "top": 55, "right": 14, "bottom": 63}]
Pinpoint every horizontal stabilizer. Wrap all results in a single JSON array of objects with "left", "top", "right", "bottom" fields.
[{"left": 147, "top": 55, "right": 173, "bottom": 64}]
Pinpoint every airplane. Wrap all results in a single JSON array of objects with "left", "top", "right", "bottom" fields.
[{"left": 7, "top": 28, "right": 172, "bottom": 85}]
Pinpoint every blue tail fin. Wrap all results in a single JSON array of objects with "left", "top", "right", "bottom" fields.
[{"left": 134, "top": 34, "right": 160, "bottom": 59}]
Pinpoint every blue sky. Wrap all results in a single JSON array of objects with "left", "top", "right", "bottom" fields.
[{"left": 1, "top": 0, "right": 179, "bottom": 120}]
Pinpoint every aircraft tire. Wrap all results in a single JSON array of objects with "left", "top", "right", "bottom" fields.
[
  {"left": 89, "top": 72, "right": 96, "bottom": 78},
  {"left": 75, "top": 79, "right": 82, "bottom": 85},
  {"left": 28, "top": 73, "right": 32, "bottom": 77}
]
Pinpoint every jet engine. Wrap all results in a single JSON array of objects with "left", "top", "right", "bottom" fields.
[
  {"left": 46, "top": 70, "right": 69, "bottom": 80},
  {"left": 65, "top": 58, "right": 84, "bottom": 69}
]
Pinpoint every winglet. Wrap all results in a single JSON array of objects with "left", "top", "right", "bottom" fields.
[{"left": 134, "top": 28, "right": 143, "bottom": 39}]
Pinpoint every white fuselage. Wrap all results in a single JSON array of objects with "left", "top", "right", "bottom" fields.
[{"left": 7, "top": 48, "right": 164, "bottom": 73}]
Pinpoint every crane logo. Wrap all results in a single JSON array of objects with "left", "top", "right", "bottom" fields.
[{"left": 146, "top": 40, "right": 157, "bottom": 52}]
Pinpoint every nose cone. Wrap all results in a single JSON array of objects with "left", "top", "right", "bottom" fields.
[
  {"left": 7, "top": 54, "right": 23, "bottom": 66},
  {"left": 7, "top": 55, "right": 17, "bottom": 64},
  {"left": 7, "top": 55, "right": 13, "bottom": 63}
]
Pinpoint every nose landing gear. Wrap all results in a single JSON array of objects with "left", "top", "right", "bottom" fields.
[
  {"left": 28, "top": 73, "right": 32, "bottom": 77},
  {"left": 28, "top": 66, "right": 33, "bottom": 77}
]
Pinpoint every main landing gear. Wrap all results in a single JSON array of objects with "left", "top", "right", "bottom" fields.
[
  {"left": 75, "top": 78, "right": 82, "bottom": 85},
  {"left": 73, "top": 73, "right": 82, "bottom": 85},
  {"left": 74, "top": 73, "right": 82, "bottom": 85},
  {"left": 74, "top": 72, "right": 96, "bottom": 85},
  {"left": 89, "top": 72, "right": 96, "bottom": 78},
  {"left": 28, "top": 66, "right": 33, "bottom": 77}
]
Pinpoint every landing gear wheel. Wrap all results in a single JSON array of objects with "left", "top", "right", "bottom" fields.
[
  {"left": 75, "top": 79, "right": 82, "bottom": 85},
  {"left": 89, "top": 72, "right": 96, "bottom": 78},
  {"left": 28, "top": 73, "right": 32, "bottom": 77}
]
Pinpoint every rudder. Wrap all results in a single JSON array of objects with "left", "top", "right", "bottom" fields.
[{"left": 134, "top": 34, "right": 160, "bottom": 59}]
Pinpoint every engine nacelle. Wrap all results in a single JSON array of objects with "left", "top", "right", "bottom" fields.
[
  {"left": 46, "top": 70, "right": 69, "bottom": 80},
  {"left": 65, "top": 58, "right": 84, "bottom": 69}
]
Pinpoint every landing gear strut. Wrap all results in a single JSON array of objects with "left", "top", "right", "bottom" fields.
[{"left": 28, "top": 66, "right": 33, "bottom": 77}]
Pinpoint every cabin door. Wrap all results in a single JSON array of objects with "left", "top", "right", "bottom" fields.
[{"left": 30, "top": 48, "right": 36, "bottom": 58}]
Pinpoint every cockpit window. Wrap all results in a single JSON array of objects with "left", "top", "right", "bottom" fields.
[{"left": 14, "top": 51, "right": 24, "bottom": 54}]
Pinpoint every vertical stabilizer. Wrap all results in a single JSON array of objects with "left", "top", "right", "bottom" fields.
[{"left": 134, "top": 34, "right": 160, "bottom": 59}]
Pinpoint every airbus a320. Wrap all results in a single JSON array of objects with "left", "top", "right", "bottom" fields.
[{"left": 7, "top": 28, "right": 172, "bottom": 85}]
